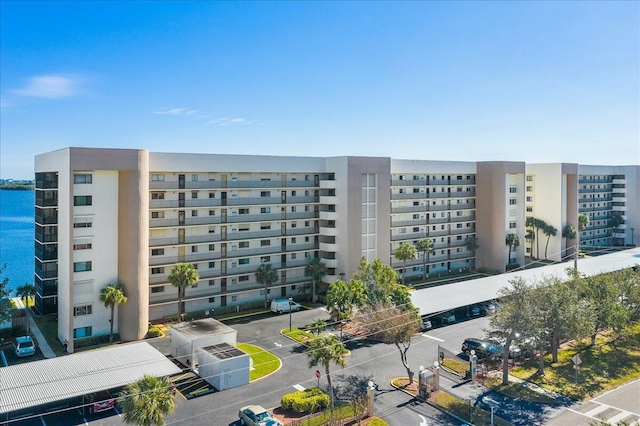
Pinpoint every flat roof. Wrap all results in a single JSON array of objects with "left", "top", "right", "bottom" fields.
[
  {"left": 200, "top": 343, "right": 247, "bottom": 360},
  {"left": 0, "top": 342, "right": 181, "bottom": 415},
  {"left": 170, "top": 318, "right": 235, "bottom": 339},
  {"left": 412, "top": 247, "right": 640, "bottom": 316}
]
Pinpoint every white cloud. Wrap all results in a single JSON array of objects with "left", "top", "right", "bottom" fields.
[
  {"left": 13, "top": 75, "right": 82, "bottom": 99},
  {"left": 207, "top": 117, "right": 259, "bottom": 126},
  {"left": 153, "top": 108, "right": 199, "bottom": 116}
]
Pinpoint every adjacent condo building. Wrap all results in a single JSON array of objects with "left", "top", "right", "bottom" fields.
[{"left": 34, "top": 148, "right": 639, "bottom": 352}]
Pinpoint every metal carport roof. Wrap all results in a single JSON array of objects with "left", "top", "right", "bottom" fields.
[
  {"left": 411, "top": 247, "right": 640, "bottom": 317},
  {"left": 0, "top": 341, "right": 181, "bottom": 415}
]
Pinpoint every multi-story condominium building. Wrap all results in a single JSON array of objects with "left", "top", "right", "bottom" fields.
[{"left": 34, "top": 148, "right": 638, "bottom": 352}]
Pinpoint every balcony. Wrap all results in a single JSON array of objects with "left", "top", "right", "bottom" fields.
[
  {"left": 150, "top": 179, "right": 317, "bottom": 190},
  {"left": 319, "top": 241, "right": 337, "bottom": 252},
  {"left": 319, "top": 210, "right": 338, "bottom": 221},
  {"left": 319, "top": 226, "right": 339, "bottom": 236},
  {"left": 391, "top": 231, "right": 426, "bottom": 241},
  {"left": 391, "top": 192, "right": 426, "bottom": 200},
  {"left": 391, "top": 205, "right": 425, "bottom": 214},
  {"left": 319, "top": 179, "right": 337, "bottom": 189}
]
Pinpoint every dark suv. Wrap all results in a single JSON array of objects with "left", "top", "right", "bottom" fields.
[{"left": 461, "top": 338, "right": 502, "bottom": 359}]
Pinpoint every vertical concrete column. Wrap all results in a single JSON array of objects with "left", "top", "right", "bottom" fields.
[{"left": 117, "top": 150, "right": 149, "bottom": 341}]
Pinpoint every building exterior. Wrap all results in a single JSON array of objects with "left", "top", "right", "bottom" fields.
[{"left": 34, "top": 148, "right": 639, "bottom": 351}]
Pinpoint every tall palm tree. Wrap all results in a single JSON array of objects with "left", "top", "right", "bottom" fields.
[
  {"left": 255, "top": 262, "right": 278, "bottom": 309},
  {"left": 464, "top": 235, "right": 479, "bottom": 271},
  {"left": 577, "top": 213, "right": 590, "bottom": 250},
  {"left": 99, "top": 283, "right": 128, "bottom": 343},
  {"left": 607, "top": 212, "right": 623, "bottom": 246},
  {"left": 306, "top": 333, "right": 347, "bottom": 413},
  {"left": 168, "top": 263, "right": 199, "bottom": 322},
  {"left": 15, "top": 284, "right": 36, "bottom": 308},
  {"left": 533, "top": 219, "right": 547, "bottom": 259},
  {"left": 505, "top": 234, "right": 521, "bottom": 268},
  {"left": 562, "top": 225, "right": 577, "bottom": 259},
  {"left": 414, "top": 239, "right": 434, "bottom": 281},
  {"left": 304, "top": 256, "right": 327, "bottom": 304},
  {"left": 525, "top": 216, "right": 536, "bottom": 260},
  {"left": 543, "top": 224, "right": 557, "bottom": 259},
  {"left": 393, "top": 242, "right": 417, "bottom": 284},
  {"left": 118, "top": 374, "right": 176, "bottom": 426}
]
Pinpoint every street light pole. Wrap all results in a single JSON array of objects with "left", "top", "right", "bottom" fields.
[{"left": 288, "top": 297, "right": 293, "bottom": 332}]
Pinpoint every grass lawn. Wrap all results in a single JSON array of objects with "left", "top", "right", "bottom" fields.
[
  {"left": 482, "top": 377, "right": 558, "bottom": 404},
  {"left": 441, "top": 357, "right": 468, "bottom": 375},
  {"left": 30, "top": 313, "right": 66, "bottom": 356},
  {"left": 432, "top": 391, "right": 511, "bottom": 426},
  {"left": 236, "top": 342, "right": 281, "bottom": 381},
  {"left": 282, "top": 327, "right": 316, "bottom": 345},
  {"left": 510, "top": 323, "right": 640, "bottom": 400}
]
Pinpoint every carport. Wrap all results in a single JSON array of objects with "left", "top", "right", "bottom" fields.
[{"left": 0, "top": 342, "right": 182, "bottom": 422}]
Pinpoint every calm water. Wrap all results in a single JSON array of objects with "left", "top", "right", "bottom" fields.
[{"left": 0, "top": 189, "right": 34, "bottom": 294}]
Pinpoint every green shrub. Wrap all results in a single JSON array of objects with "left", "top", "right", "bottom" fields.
[
  {"left": 281, "top": 387, "right": 329, "bottom": 413},
  {"left": 147, "top": 326, "right": 162, "bottom": 338},
  {"left": 74, "top": 334, "right": 120, "bottom": 349}
]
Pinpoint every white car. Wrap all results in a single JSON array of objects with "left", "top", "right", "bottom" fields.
[
  {"left": 238, "top": 405, "right": 282, "bottom": 426},
  {"left": 13, "top": 336, "right": 36, "bottom": 357}
]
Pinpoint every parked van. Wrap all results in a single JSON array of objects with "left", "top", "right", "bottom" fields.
[{"left": 270, "top": 298, "right": 301, "bottom": 314}]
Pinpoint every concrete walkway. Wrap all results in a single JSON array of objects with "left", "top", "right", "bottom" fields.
[{"left": 12, "top": 298, "right": 57, "bottom": 358}]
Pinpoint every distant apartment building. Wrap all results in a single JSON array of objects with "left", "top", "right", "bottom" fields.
[{"left": 34, "top": 148, "right": 638, "bottom": 351}]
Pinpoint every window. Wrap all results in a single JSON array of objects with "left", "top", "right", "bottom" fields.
[
  {"left": 526, "top": 186, "right": 533, "bottom": 192},
  {"left": 526, "top": 176, "right": 533, "bottom": 182},
  {"left": 239, "top": 208, "right": 249, "bottom": 214},
  {"left": 209, "top": 210, "right": 215, "bottom": 216},
  {"left": 231, "top": 295, "right": 238, "bottom": 301},
  {"left": 209, "top": 261, "right": 216, "bottom": 268},
  {"left": 291, "top": 206, "right": 297, "bottom": 213},
  {"left": 526, "top": 196, "right": 532, "bottom": 202},
  {"left": 209, "top": 297, "right": 215, "bottom": 303},
  {"left": 74, "top": 196, "right": 92, "bottom": 206},
  {"left": 151, "top": 267, "right": 164, "bottom": 274},
  {"left": 73, "top": 261, "right": 92, "bottom": 272},
  {"left": 151, "top": 248, "right": 164, "bottom": 256},
  {"left": 209, "top": 280, "right": 215, "bottom": 286},
  {"left": 151, "top": 192, "right": 165, "bottom": 200},
  {"left": 151, "top": 286, "right": 164, "bottom": 293},
  {"left": 260, "top": 223, "right": 271, "bottom": 230},
  {"left": 209, "top": 192, "right": 215, "bottom": 199},
  {"left": 509, "top": 222, "right": 517, "bottom": 229},
  {"left": 191, "top": 174, "right": 198, "bottom": 181},
  {"left": 291, "top": 237, "right": 297, "bottom": 243},
  {"left": 191, "top": 246, "right": 198, "bottom": 253},
  {"left": 73, "top": 217, "right": 93, "bottom": 228},
  {"left": 305, "top": 236, "right": 310, "bottom": 242},
  {"left": 291, "top": 222, "right": 297, "bottom": 228},
  {"left": 192, "top": 210, "right": 198, "bottom": 217},
  {"left": 509, "top": 198, "right": 517, "bottom": 205},
  {"left": 151, "top": 174, "right": 165, "bottom": 182},
  {"left": 261, "top": 240, "right": 271, "bottom": 246},
  {"left": 209, "top": 226, "right": 216, "bottom": 234},
  {"left": 526, "top": 206, "right": 533, "bottom": 212},
  {"left": 151, "top": 211, "right": 164, "bottom": 219},
  {"left": 291, "top": 191, "right": 297, "bottom": 196},
  {"left": 413, "top": 227, "right": 419, "bottom": 232},
  {"left": 261, "top": 191, "right": 271, "bottom": 197},
  {"left": 413, "top": 214, "right": 420, "bottom": 219},
  {"left": 74, "top": 173, "right": 93, "bottom": 184},
  {"left": 509, "top": 187, "right": 517, "bottom": 193},
  {"left": 305, "top": 221, "right": 310, "bottom": 227},
  {"left": 74, "top": 305, "right": 92, "bottom": 316},
  {"left": 73, "top": 326, "right": 92, "bottom": 338},
  {"left": 73, "top": 238, "right": 92, "bottom": 250},
  {"left": 191, "top": 191, "right": 198, "bottom": 199},
  {"left": 239, "top": 258, "right": 249, "bottom": 265},
  {"left": 239, "top": 275, "right": 249, "bottom": 282},
  {"left": 456, "top": 223, "right": 463, "bottom": 228},
  {"left": 413, "top": 188, "right": 420, "bottom": 193},
  {"left": 209, "top": 244, "right": 215, "bottom": 251}
]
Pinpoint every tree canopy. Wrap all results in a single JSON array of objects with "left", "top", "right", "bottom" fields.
[
  {"left": 0, "top": 264, "right": 12, "bottom": 325},
  {"left": 306, "top": 333, "right": 347, "bottom": 412},
  {"left": 168, "top": 263, "right": 199, "bottom": 321},
  {"left": 393, "top": 242, "right": 417, "bottom": 284},
  {"left": 100, "top": 283, "right": 128, "bottom": 343},
  {"left": 118, "top": 374, "right": 176, "bottom": 426}
]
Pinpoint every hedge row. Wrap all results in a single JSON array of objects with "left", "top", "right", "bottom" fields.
[{"left": 281, "top": 387, "right": 329, "bottom": 413}]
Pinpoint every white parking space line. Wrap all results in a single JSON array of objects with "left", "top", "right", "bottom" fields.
[
  {"left": 583, "top": 403, "right": 609, "bottom": 418},
  {"left": 293, "top": 384, "right": 305, "bottom": 391},
  {"left": 422, "top": 335, "right": 444, "bottom": 342}
]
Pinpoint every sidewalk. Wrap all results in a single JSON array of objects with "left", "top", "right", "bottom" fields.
[{"left": 12, "top": 298, "right": 57, "bottom": 359}]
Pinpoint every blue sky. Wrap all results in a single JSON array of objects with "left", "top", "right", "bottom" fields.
[{"left": 1, "top": 1, "right": 638, "bottom": 179}]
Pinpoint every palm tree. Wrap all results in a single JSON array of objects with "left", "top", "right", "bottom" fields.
[
  {"left": 543, "top": 224, "right": 557, "bottom": 260},
  {"left": 15, "top": 284, "right": 36, "bottom": 308},
  {"left": 464, "top": 235, "right": 479, "bottom": 271},
  {"left": 393, "top": 242, "right": 417, "bottom": 284},
  {"left": 118, "top": 374, "right": 176, "bottom": 426},
  {"left": 505, "top": 234, "right": 521, "bottom": 268},
  {"left": 608, "top": 212, "right": 623, "bottom": 246},
  {"left": 306, "top": 333, "right": 347, "bottom": 413},
  {"left": 255, "top": 262, "right": 278, "bottom": 309},
  {"left": 99, "top": 283, "right": 128, "bottom": 343},
  {"left": 168, "top": 263, "right": 199, "bottom": 322},
  {"left": 307, "top": 318, "right": 327, "bottom": 336},
  {"left": 533, "top": 218, "right": 547, "bottom": 259},
  {"left": 304, "top": 256, "right": 327, "bottom": 304},
  {"left": 525, "top": 217, "right": 536, "bottom": 260},
  {"left": 562, "top": 225, "right": 577, "bottom": 259},
  {"left": 414, "top": 239, "right": 434, "bottom": 281}
]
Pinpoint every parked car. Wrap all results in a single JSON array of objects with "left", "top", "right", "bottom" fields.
[
  {"left": 239, "top": 405, "right": 282, "bottom": 426},
  {"left": 461, "top": 338, "right": 502, "bottom": 360},
  {"left": 270, "top": 298, "right": 301, "bottom": 314},
  {"left": 86, "top": 390, "right": 116, "bottom": 414},
  {"left": 421, "top": 317, "right": 433, "bottom": 331},
  {"left": 488, "top": 338, "right": 523, "bottom": 359},
  {"left": 477, "top": 302, "right": 496, "bottom": 316},
  {"left": 433, "top": 311, "right": 456, "bottom": 326},
  {"left": 13, "top": 336, "right": 36, "bottom": 357}
]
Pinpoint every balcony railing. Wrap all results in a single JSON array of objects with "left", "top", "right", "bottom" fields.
[{"left": 149, "top": 179, "right": 318, "bottom": 190}]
